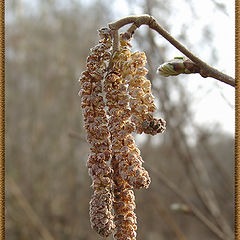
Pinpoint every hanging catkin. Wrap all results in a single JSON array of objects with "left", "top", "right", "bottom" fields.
[
  {"left": 79, "top": 28, "right": 115, "bottom": 237},
  {"left": 79, "top": 29, "right": 166, "bottom": 239}
]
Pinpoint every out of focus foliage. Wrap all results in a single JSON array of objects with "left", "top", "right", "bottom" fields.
[{"left": 6, "top": 0, "right": 234, "bottom": 239}]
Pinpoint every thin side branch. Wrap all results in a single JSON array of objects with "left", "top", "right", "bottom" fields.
[
  {"left": 8, "top": 177, "right": 56, "bottom": 240},
  {"left": 144, "top": 162, "right": 229, "bottom": 240},
  {"left": 109, "top": 15, "right": 235, "bottom": 87},
  {"left": 108, "top": 29, "right": 119, "bottom": 70},
  {"left": 150, "top": 194, "right": 188, "bottom": 240},
  {"left": 112, "top": 29, "right": 119, "bottom": 53}
]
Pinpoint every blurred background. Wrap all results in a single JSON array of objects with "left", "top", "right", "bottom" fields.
[{"left": 6, "top": 0, "right": 235, "bottom": 239}]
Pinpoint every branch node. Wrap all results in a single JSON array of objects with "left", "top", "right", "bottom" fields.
[
  {"left": 148, "top": 15, "right": 157, "bottom": 28},
  {"left": 199, "top": 69, "right": 209, "bottom": 78}
]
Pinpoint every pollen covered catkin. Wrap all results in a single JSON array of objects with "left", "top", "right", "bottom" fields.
[
  {"left": 104, "top": 71, "right": 143, "bottom": 239},
  {"left": 111, "top": 154, "right": 137, "bottom": 240},
  {"left": 79, "top": 28, "right": 115, "bottom": 237},
  {"left": 104, "top": 71, "right": 150, "bottom": 190},
  {"left": 79, "top": 28, "right": 166, "bottom": 240},
  {"left": 102, "top": 37, "right": 149, "bottom": 240},
  {"left": 120, "top": 38, "right": 166, "bottom": 135}
]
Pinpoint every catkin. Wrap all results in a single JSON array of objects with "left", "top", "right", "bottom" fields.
[
  {"left": 79, "top": 28, "right": 115, "bottom": 237},
  {"left": 104, "top": 71, "right": 150, "bottom": 190},
  {"left": 102, "top": 37, "right": 149, "bottom": 240},
  {"left": 103, "top": 71, "right": 139, "bottom": 239},
  {"left": 127, "top": 51, "right": 166, "bottom": 135},
  {"left": 79, "top": 29, "right": 166, "bottom": 240}
]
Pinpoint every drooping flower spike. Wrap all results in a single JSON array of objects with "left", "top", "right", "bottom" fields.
[{"left": 79, "top": 28, "right": 166, "bottom": 239}]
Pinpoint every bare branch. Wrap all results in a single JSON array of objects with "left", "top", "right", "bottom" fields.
[{"left": 109, "top": 15, "right": 235, "bottom": 87}]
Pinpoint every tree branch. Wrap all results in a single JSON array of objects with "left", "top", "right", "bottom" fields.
[{"left": 108, "top": 15, "right": 235, "bottom": 87}]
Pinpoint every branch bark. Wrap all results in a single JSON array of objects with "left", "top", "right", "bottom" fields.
[{"left": 108, "top": 15, "right": 235, "bottom": 87}]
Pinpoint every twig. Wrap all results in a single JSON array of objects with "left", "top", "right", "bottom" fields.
[
  {"left": 107, "top": 29, "right": 120, "bottom": 70},
  {"left": 150, "top": 193, "right": 188, "bottom": 240},
  {"left": 112, "top": 29, "right": 119, "bottom": 53},
  {"left": 8, "top": 177, "right": 55, "bottom": 240},
  {"left": 144, "top": 162, "right": 229, "bottom": 240},
  {"left": 108, "top": 15, "right": 235, "bottom": 87},
  {"left": 68, "top": 130, "right": 86, "bottom": 142}
]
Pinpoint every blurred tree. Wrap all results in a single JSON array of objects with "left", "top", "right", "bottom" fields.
[{"left": 6, "top": 1, "right": 113, "bottom": 239}]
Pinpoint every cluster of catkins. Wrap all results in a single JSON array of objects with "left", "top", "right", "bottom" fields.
[{"left": 79, "top": 27, "right": 166, "bottom": 239}]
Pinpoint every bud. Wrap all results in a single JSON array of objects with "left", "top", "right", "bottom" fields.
[{"left": 157, "top": 56, "right": 200, "bottom": 77}]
